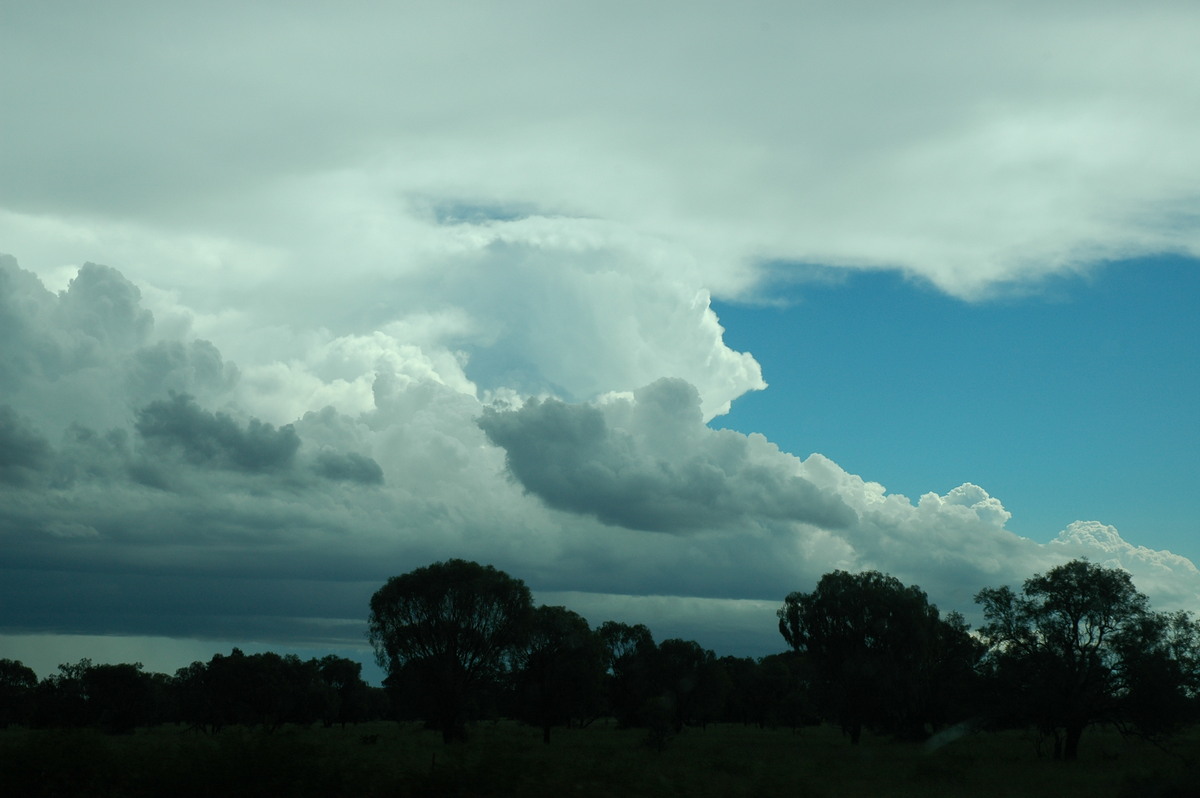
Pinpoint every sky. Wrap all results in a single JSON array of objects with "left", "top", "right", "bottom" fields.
[{"left": 1, "top": 2, "right": 1198, "bottom": 684}]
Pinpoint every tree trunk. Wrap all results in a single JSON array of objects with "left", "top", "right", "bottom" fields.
[
  {"left": 1063, "top": 723, "right": 1084, "bottom": 761},
  {"left": 441, "top": 712, "right": 468, "bottom": 744}
]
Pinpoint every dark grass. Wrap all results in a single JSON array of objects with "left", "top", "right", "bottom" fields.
[{"left": 3, "top": 721, "right": 1198, "bottom": 797}]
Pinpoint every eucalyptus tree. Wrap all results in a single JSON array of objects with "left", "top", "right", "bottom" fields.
[
  {"left": 512, "top": 605, "right": 607, "bottom": 743},
  {"left": 597, "top": 621, "right": 656, "bottom": 727},
  {"left": 368, "top": 559, "right": 533, "bottom": 742},
  {"left": 0, "top": 659, "right": 37, "bottom": 727},
  {"left": 779, "top": 570, "right": 977, "bottom": 743},
  {"left": 654, "top": 638, "right": 728, "bottom": 732},
  {"left": 976, "top": 559, "right": 1199, "bottom": 760}
]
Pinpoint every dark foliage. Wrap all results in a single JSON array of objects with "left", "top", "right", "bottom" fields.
[
  {"left": 173, "top": 649, "right": 328, "bottom": 731},
  {"left": 511, "top": 605, "right": 608, "bottom": 742},
  {"left": 0, "top": 658, "right": 38, "bottom": 728},
  {"left": 976, "top": 559, "right": 1200, "bottom": 760},
  {"left": 653, "top": 638, "right": 728, "bottom": 732},
  {"left": 368, "top": 559, "right": 534, "bottom": 742},
  {"left": 599, "top": 621, "right": 658, "bottom": 728},
  {"left": 723, "top": 652, "right": 815, "bottom": 729},
  {"left": 778, "top": 569, "right": 980, "bottom": 743},
  {"left": 13, "top": 651, "right": 374, "bottom": 735}
]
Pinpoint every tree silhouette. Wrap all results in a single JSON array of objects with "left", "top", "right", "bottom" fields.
[
  {"left": 779, "top": 570, "right": 973, "bottom": 743},
  {"left": 598, "top": 621, "right": 657, "bottom": 727},
  {"left": 368, "top": 559, "right": 533, "bottom": 742},
  {"left": 653, "top": 638, "right": 728, "bottom": 732},
  {"left": 512, "top": 605, "right": 607, "bottom": 743},
  {"left": 316, "top": 655, "right": 371, "bottom": 728},
  {"left": 738, "top": 652, "right": 813, "bottom": 730},
  {"left": 33, "top": 659, "right": 90, "bottom": 728},
  {"left": 976, "top": 559, "right": 1199, "bottom": 760},
  {"left": 0, "top": 659, "right": 37, "bottom": 728},
  {"left": 82, "top": 662, "right": 152, "bottom": 734}
]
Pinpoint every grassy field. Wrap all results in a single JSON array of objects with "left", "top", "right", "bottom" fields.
[{"left": 2, "top": 720, "right": 1198, "bottom": 797}]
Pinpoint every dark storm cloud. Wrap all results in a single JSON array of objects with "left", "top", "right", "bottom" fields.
[
  {"left": 0, "top": 567, "right": 374, "bottom": 646},
  {"left": 45, "top": 424, "right": 133, "bottom": 489},
  {"left": 131, "top": 392, "right": 381, "bottom": 484},
  {"left": 0, "top": 260, "right": 152, "bottom": 380},
  {"left": 314, "top": 450, "right": 384, "bottom": 485},
  {"left": 479, "top": 377, "right": 856, "bottom": 533},
  {"left": 135, "top": 393, "right": 300, "bottom": 473},
  {"left": 0, "top": 254, "right": 59, "bottom": 384},
  {"left": 0, "top": 405, "right": 52, "bottom": 485},
  {"left": 0, "top": 257, "right": 244, "bottom": 438},
  {"left": 58, "top": 262, "right": 154, "bottom": 351},
  {"left": 126, "top": 340, "right": 240, "bottom": 404},
  {"left": 0, "top": 257, "right": 380, "bottom": 494}
]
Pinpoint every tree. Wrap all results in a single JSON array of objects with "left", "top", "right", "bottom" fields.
[
  {"left": 82, "top": 662, "right": 153, "bottom": 733},
  {"left": 368, "top": 559, "right": 534, "bottom": 742},
  {"left": 741, "top": 653, "right": 813, "bottom": 730},
  {"left": 33, "top": 659, "right": 91, "bottom": 728},
  {"left": 779, "top": 570, "right": 974, "bottom": 743},
  {"left": 924, "top": 610, "right": 985, "bottom": 731},
  {"left": 512, "top": 605, "right": 607, "bottom": 743},
  {"left": 316, "top": 655, "right": 371, "bottom": 728},
  {"left": 0, "top": 659, "right": 37, "bottom": 728},
  {"left": 653, "top": 639, "right": 728, "bottom": 732},
  {"left": 27, "top": 659, "right": 158, "bottom": 731},
  {"left": 598, "top": 621, "right": 656, "bottom": 727},
  {"left": 716, "top": 656, "right": 758, "bottom": 725},
  {"left": 172, "top": 660, "right": 217, "bottom": 732},
  {"left": 976, "top": 559, "right": 1199, "bottom": 760},
  {"left": 1114, "top": 610, "right": 1200, "bottom": 735}
]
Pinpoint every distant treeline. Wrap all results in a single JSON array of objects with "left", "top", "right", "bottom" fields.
[
  {"left": 0, "top": 651, "right": 386, "bottom": 734},
  {"left": 0, "top": 639, "right": 807, "bottom": 740},
  {"left": 4, "top": 558, "right": 1199, "bottom": 762}
]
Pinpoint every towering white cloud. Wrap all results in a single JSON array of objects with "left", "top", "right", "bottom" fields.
[
  {"left": 1050, "top": 521, "right": 1200, "bottom": 610},
  {"left": 4, "top": 254, "right": 1195, "bottom": 664}
]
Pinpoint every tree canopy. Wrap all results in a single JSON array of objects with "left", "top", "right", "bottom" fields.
[
  {"left": 368, "top": 559, "right": 534, "bottom": 742},
  {"left": 778, "top": 569, "right": 977, "bottom": 743},
  {"left": 976, "top": 558, "right": 1200, "bottom": 760},
  {"left": 512, "top": 605, "right": 607, "bottom": 743}
]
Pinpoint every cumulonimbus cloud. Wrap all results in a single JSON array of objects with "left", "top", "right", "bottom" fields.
[
  {"left": 3, "top": 5, "right": 1199, "bottom": 677},
  {"left": 0, "top": 256, "right": 1196, "bottom": 665}
]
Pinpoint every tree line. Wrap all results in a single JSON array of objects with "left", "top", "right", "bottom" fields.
[
  {"left": 367, "top": 558, "right": 1200, "bottom": 758},
  {"left": 4, "top": 558, "right": 1198, "bottom": 761},
  {"left": 0, "top": 650, "right": 385, "bottom": 734}
]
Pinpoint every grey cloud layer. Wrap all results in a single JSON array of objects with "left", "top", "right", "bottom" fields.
[
  {"left": 0, "top": 256, "right": 239, "bottom": 433},
  {"left": 0, "top": 405, "right": 52, "bottom": 485},
  {"left": 4, "top": 5, "right": 1200, "bottom": 301},
  {"left": 479, "top": 379, "right": 856, "bottom": 533},
  {"left": 136, "top": 394, "right": 301, "bottom": 474}
]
